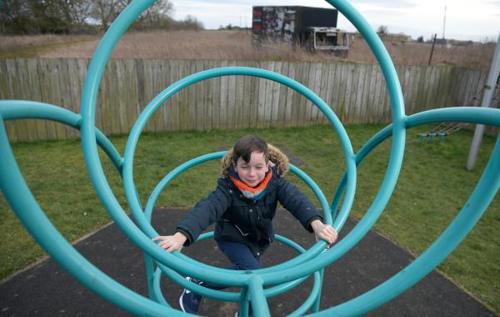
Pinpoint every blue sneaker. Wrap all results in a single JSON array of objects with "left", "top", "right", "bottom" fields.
[{"left": 179, "top": 277, "right": 202, "bottom": 314}]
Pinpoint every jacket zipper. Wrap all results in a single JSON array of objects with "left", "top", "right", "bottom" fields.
[{"left": 234, "top": 224, "right": 250, "bottom": 236}]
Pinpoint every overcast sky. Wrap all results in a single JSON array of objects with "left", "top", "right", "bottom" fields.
[{"left": 169, "top": 0, "right": 500, "bottom": 41}]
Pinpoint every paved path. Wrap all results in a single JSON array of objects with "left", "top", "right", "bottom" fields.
[{"left": 0, "top": 209, "right": 495, "bottom": 316}]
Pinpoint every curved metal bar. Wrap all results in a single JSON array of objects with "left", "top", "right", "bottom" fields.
[
  {"left": 312, "top": 136, "right": 500, "bottom": 316},
  {"left": 121, "top": 66, "right": 356, "bottom": 286},
  {"left": 152, "top": 234, "right": 318, "bottom": 303},
  {"left": 310, "top": 107, "right": 500, "bottom": 315},
  {"left": 331, "top": 107, "right": 500, "bottom": 215},
  {"left": 79, "top": 0, "right": 256, "bottom": 289},
  {"left": 325, "top": 0, "right": 407, "bottom": 247},
  {"left": 152, "top": 233, "right": 324, "bottom": 317},
  {"left": 328, "top": 107, "right": 500, "bottom": 242},
  {"left": 258, "top": 107, "right": 500, "bottom": 285},
  {"left": 0, "top": 117, "right": 192, "bottom": 316},
  {"left": 125, "top": 66, "right": 352, "bottom": 236},
  {"left": 76, "top": 0, "right": 403, "bottom": 297},
  {"left": 144, "top": 152, "right": 224, "bottom": 222},
  {"left": 78, "top": 0, "right": 357, "bottom": 287},
  {"left": 0, "top": 100, "right": 123, "bottom": 172},
  {"left": 152, "top": 263, "right": 170, "bottom": 306},
  {"left": 406, "top": 107, "right": 500, "bottom": 127},
  {"left": 288, "top": 270, "right": 322, "bottom": 317},
  {"left": 144, "top": 151, "right": 331, "bottom": 276},
  {"left": 249, "top": 276, "right": 271, "bottom": 317},
  {"left": 326, "top": 0, "right": 405, "bottom": 121}
]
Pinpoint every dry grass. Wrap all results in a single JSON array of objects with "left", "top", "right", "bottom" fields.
[
  {"left": 35, "top": 30, "right": 335, "bottom": 62},
  {"left": 0, "top": 34, "right": 96, "bottom": 51},
  {"left": 348, "top": 37, "right": 495, "bottom": 69},
  {"left": 1, "top": 30, "right": 495, "bottom": 69}
]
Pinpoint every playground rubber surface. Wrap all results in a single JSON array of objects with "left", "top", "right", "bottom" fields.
[{"left": 0, "top": 208, "right": 495, "bottom": 316}]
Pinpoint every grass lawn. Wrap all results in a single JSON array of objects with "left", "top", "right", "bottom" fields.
[{"left": 0, "top": 124, "right": 498, "bottom": 313}]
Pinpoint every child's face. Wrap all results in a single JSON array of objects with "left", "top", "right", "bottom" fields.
[{"left": 234, "top": 151, "right": 269, "bottom": 187}]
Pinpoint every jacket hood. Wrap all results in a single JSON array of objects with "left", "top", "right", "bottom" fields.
[{"left": 221, "top": 144, "right": 289, "bottom": 177}]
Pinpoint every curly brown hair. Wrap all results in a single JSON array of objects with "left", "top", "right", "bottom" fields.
[{"left": 232, "top": 135, "right": 269, "bottom": 164}]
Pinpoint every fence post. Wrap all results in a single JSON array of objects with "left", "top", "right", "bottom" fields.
[{"left": 466, "top": 34, "right": 500, "bottom": 170}]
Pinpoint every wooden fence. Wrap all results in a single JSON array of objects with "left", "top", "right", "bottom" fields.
[{"left": 0, "top": 58, "right": 496, "bottom": 142}]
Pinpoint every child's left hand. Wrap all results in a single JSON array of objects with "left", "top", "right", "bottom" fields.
[{"left": 311, "top": 219, "right": 338, "bottom": 248}]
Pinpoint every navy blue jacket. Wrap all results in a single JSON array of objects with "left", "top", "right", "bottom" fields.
[{"left": 176, "top": 163, "right": 322, "bottom": 256}]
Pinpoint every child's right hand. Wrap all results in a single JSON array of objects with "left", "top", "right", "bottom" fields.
[
  {"left": 153, "top": 232, "right": 187, "bottom": 252},
  {"left": 310, "top": 219, "right": 338, "bottom": 248}
]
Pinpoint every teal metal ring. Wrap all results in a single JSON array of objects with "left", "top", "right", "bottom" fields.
[
  {"left": 11, "top": 0, "right": 408, "bottom": 314},
  {"left": 118, "top": 65, "right": 357, "bottom": 287},
  {"left": 144, "top": 152, "right": 332, "bottom": 274},
  {"left": 139, "top": 150, "right": 331, "bottom": 309},
  {"left": 78, "top": 0, "right": 405, "bottom": 290},
  {"left": 71, "top": 0, "right": 408, "bottom": 310},
  {"left": 123, "top": 67, "right": 351, "bottom": 235},
  {"left": 118, "top": 65, "right": 358, "bottom": 286},
  {"left": 152, "top": 233, "right": 322, "bottom": 315},
  {"left": 0, "top": 107, "right": 189, "bottom": 316},
  {"left": 0, "top": 100, "right": 123, "bottom": 172},
  {"left": 310, "top": 108, "right": 500, "bottom": 316}
]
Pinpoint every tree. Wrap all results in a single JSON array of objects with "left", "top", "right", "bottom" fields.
[
  {"left": 0, "top": 0, "right": 93, "bottom": 34},
  {"left": 176, "top": 15, "right": 204, "bottom": 30},
  {"left": 1, "top": 0, "right": 78, "bottom": 34},
  {"left": 377, "top": 25, "right": 388, "bottom": 36},
  {"left": 88, "top": 0, "right": 122, "bottom": 31},
  {"left": 136, "top": 0, "right": 173, "bottom": 29},
  {"left": 0, "top": 0, "right": 179, "bottom": 34},
  {"left": 0, "top": 1, "right": 30, "bottom": 34},
  {"left": 67, "top": 0, "right": 93, "bottom": 26},
  {"left": 88, "top": 0, "right": 173, "bottom": 31},
  {"left": 30, "top": 0, "right": 73, "bottom": 33}
]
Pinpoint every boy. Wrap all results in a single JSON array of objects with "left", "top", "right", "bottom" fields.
[{"left": 154, "top": 135, "right": 337, "bottom": 313}]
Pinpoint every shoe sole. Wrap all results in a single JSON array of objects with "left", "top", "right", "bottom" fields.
[
  {"left": 179, "top": 288, "right": 188, "bottom": 313},
  {"left": 179, "top": 276, "right": 192, "bottom": 313}
]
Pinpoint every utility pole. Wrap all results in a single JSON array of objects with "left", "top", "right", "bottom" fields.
[
  {"left": 466, "top": 33, "right": 500, "bottom": 170},
  {"left": 442, "top": 5, "right": 447, "bottom": 39},
  {"left": 428, "top": 33, "right": 437, "bottom": 65}
]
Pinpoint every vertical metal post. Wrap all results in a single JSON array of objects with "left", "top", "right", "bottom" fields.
[
  {"left": 144, "top": 253, "right": 156, "bottom": 299},
  {"left": 312, "top": 268, "right": 325, "bottom": 312},
  {"left": 442, "top": 5, "right": 447, "bottom": 40},
  {"left": 248, "top": 277, "right": 271, "bottom": 317},
  {"left": 466, "top": 33, "right": 500, "bottom": 170},
  {"left": 428, "top": 33, "right": 437, "bottom": 65},
  {"left": 239, "top": 287, "right": 250, "bottom": 317}
]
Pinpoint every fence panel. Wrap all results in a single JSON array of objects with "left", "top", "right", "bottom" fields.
[{"left": 0, "top": 58, "right": 497, "bottom": 142}]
